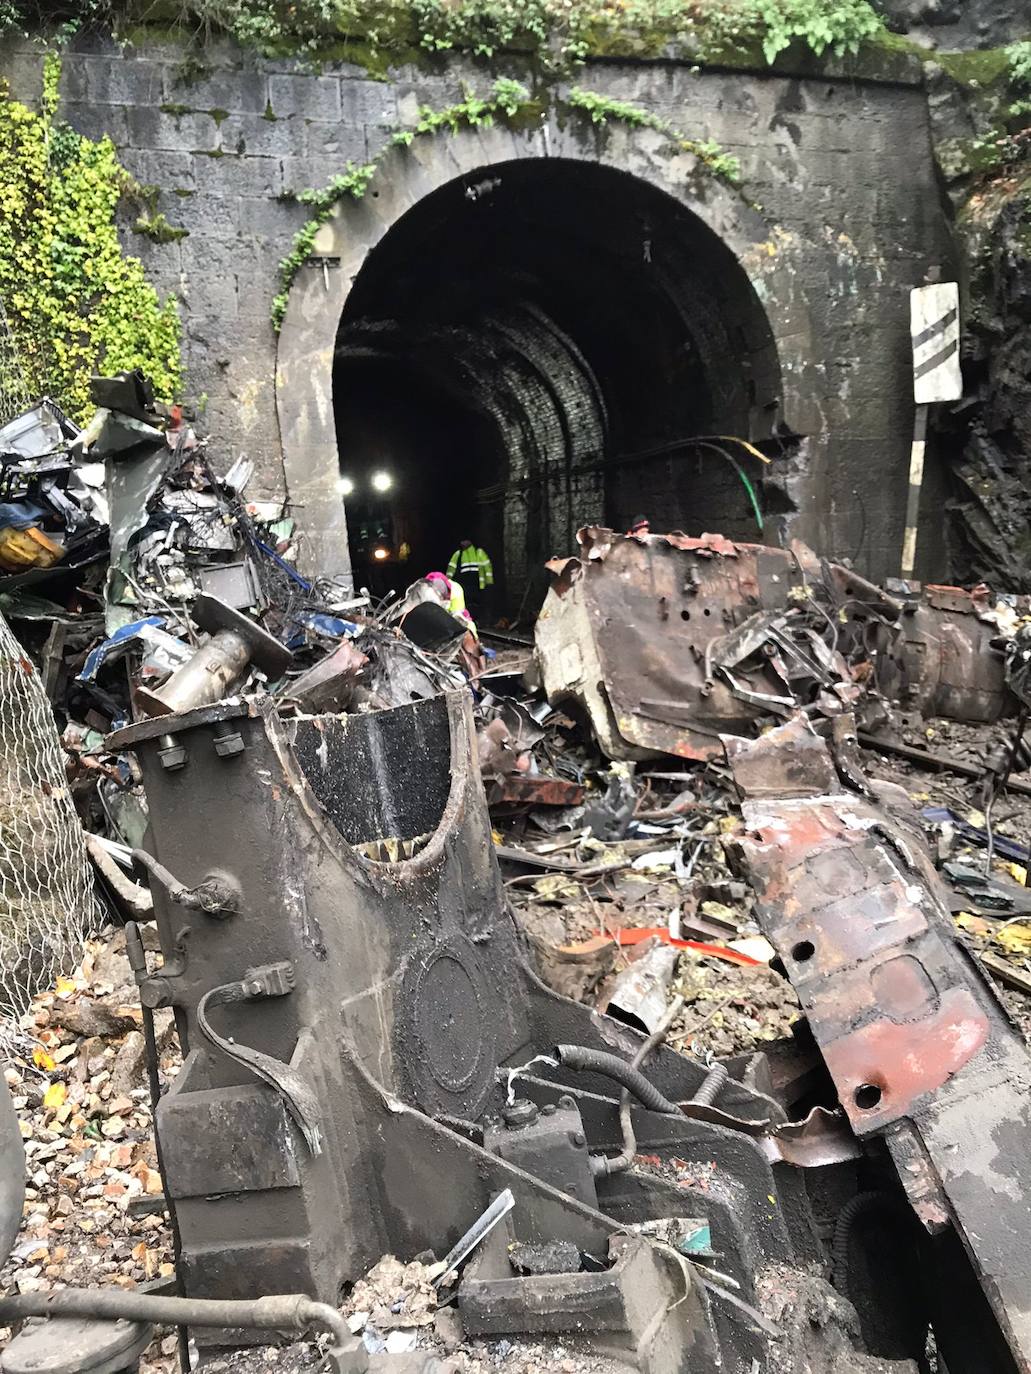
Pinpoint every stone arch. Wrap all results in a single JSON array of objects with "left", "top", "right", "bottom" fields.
[{"left": 275, "top": 115, "right": 820, "bottom": 583}]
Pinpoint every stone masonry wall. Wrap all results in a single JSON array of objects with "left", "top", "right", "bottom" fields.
[{"left": 0, "top": 35, "right": 953, "bottom": 581}]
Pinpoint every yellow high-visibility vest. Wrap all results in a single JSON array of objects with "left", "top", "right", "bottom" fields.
[{"left": 447, "top": 545, "right": 494, "bottom": 590}]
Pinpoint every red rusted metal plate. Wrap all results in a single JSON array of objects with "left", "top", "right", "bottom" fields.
[
  {"left": 727, "top": 717, "right": 990, "bottom": 1131},
  {"left": 487, "top": 774, "right": 585, "bottom": 808},
  {"left": 537, "top": 527, "right": 814, "bottom": 761}
]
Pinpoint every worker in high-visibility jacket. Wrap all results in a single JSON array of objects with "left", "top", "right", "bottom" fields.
[{"left": 447, "top": 539, "right": 493, "bottom": 619}]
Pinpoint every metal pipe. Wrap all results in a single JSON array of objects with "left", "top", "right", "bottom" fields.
[
  {"left": 552, "top": 1045, "right": 681, "bottom": 1115},
  {"left": 136, "top": 629, "right": 252, "bottom": 717},
  {"left": 595, "top": 995, "right": 686, "bottom": 1178},
  {"left": 84, "top": 833, "right": 154, "bottom": 917},
  {"left": 0, "top": 1290, "right": 351, "bottom": 1351},
  {"left": 131, "top": 848, "right": 237, "bottom": 915}
]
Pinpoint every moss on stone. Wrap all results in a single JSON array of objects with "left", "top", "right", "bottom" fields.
[
  {"left": 936, "top": 46, "right": 1013, "bottom": 90},
  {"left": 159, "top": 102, "right": 192, "bottom": 117},
  {"left": 132, "top": 211, "right": 189, "bottom": 242}
]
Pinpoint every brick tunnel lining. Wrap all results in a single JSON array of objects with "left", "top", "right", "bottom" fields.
[{"left": 333, "top": 158, "right": 786, "bottom": 611}]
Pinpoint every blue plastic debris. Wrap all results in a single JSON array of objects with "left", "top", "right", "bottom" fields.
[{"left": 78, "top": 617, "right": 166, "bottom": 682}]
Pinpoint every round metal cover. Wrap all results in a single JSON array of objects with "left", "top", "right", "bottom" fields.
[
  {"left": 1, "top": 1316, "right": 151, "bottom": 1374},
  {"left": 402, "top": 937, "right": 497, "bottom": 1117}
]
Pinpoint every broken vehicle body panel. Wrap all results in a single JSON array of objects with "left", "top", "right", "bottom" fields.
[
  {"left": 110, "top": 691, "right": 817, "bottom": 1371},
  {"left": 535, "top": 529, "right": 1016, "bottom": 764},
  {"left": 895, "top": 583, "right": 1012, "bottom": 724},
  {"left": 535, "top": 529, "right": 822, "bottom": 762},
  {"left": 726, "top": 715, "right": 1031, "bottom": 1373}
]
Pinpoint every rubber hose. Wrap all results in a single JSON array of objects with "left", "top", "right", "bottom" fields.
[
  {"left": 692, "top": 1062, "right": 730, "bottom": 1107},
  {"left": 0, "top": 1290, "right": 350, "bottom": 1351},
  {"left": 832, "top": 1191, "right": 909, "bottom": 1290},
  {"left": 552, "top": 1045, "right": 681, "bottom": 1114}
]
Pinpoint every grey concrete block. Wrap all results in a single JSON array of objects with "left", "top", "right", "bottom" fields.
[
  {"left": 63, "top": 102, "right": 129, "bottom": 146},
  {"left": 236, "top": 194, "right": 300, "bottom": 239},
  {"left": 182, "top": 193, "right": 239, "bottom": 239},
  {"left": 125, "top": 104, "right": 221, "bottom": 152},
  {"left": 217, "top": 112, "right": 305, "bottom": 159},
  {"left": 268, "top": 73, "right": 341, "bottom": 122},
  {"left": 190, "top": 152, "right": 279, "bottom": 199},
  {"left": 86, "top": 56, "right": 164, "bottom": 106},
  {"left": 182, "top": 266, "right": 239, "bottom": 318},
  {"left": 124, "top": 236, "right": 184, "bottom": 285},
  {"left": 277, "top": 151, "right": 368, "bottom": 197},
  {"left": 118, "top": 148, "right": 198, "bottom": 192},
  {"left": 0, "top": 50, "right": 45, "bottom": 105},
  {"left": 162, "top": 67, "right": 269, "bottom": 115},
  {"left": 301, "top": 123, "right": 371, "bottom": 163},
  {"left": 339, "top": 77, "right": 398, "bottom": 127}
]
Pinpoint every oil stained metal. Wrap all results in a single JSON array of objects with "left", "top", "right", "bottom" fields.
[{"left": 726, "top": 716, "right": 1031, "bottom": 1373}]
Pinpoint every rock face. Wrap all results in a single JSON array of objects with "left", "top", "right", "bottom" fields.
[
  {"left": 878, "top": 0, "right": 1027, "bottom": 49},
  {"left": 906, "top": 0, "right": 1031, "bottom": 586},
  {"left": 945, "top": 188, "right": 1031, "bottom": 588}
]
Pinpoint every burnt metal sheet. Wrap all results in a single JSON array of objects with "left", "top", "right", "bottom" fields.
[
  {"left": 120, "top": 687, "right": 787, "bottom": 1369},
  {"left": 896, "top": 584, "right": 1010, "bottom": 723},
  {"left": 535, "top": 527, "right": 815, "bottom": 761},
  {"left": 727, "top": 715, "right": 1031, "bottom": 1372},
  {"left": 486, "top": 774, "right": 585, "bottom": 808},
  {"left": 536, "top": 531, "right": 1016, "bottom": 765}
]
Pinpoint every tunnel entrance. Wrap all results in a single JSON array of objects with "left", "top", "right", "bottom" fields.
[{"left": 333, "top": 158, "right": 785, "bottom": 615}]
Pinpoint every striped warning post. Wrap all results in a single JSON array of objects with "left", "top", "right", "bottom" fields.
[{"left": 901, "top": 283, "right": 963, "bottom": 578}]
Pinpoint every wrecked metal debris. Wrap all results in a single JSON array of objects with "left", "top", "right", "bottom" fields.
[{"left": 535, "top": 526, "right": 1027, "bottom": 765}]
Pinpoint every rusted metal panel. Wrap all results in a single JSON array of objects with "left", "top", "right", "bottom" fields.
[
  {"left": 486, "top": 774, "right": 585, "bottom": 808},
  {"left": 536, "top": 528, "right": 815, "bottom": 761},
  {"left": 727, "top": 715, "right": 1031, "bottom": 1371},
  {"left": 536, "top": 531, "right": 1016, "bottom": 766},
  {"left": 896, "top": 584, "right": 1010, "bottom": 724}
]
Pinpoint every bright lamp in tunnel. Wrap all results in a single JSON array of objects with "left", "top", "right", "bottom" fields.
[
  {"left": 372, "top": 546, "right": 389, "bottom": 560},
  {"left": 371, "top": 471, "right": 393, "bottom": 493},
  {"left": 336, "top": 475, "right": 355, "bottom": 496}
]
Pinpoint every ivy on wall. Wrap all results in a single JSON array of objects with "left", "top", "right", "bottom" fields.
[
  {"left": 2, "top": 0, "right": 885, "bottom": 75},
  {"left": 272, "top": 77, "right": 743, "bottom": 330},
  {"left": 0, "top": 53, "right": 180, "bottom": 421}
]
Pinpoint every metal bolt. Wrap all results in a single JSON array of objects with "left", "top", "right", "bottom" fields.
[
  {"left": 213, "top": 729, "right": 245, "bottom": 758},
  {"left": 558, "top": 1094, "right": 576, "bottom": 1110},
  {"left": 502, "top": 1098, "right": 539, "bottom": 1128},
  {"left": 157, "top": 734, "right": 187, "bottom": 771},
  {"left": 570, "top": 1131, "right": 586, "bottom": 1148}
]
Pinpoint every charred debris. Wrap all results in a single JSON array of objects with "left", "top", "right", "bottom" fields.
[{"left": 5, "top": 377, "right": 1031, "bottom": 1374}]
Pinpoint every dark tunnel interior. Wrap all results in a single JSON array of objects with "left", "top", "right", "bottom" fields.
[{"left": 333, "top": 158, "right": 788, "bottom": 614}]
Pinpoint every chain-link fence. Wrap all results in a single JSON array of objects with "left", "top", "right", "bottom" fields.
[
  {"left": 0, "top": 611, "right": 99, "bottom": 1022},
  {"left": 0, "top": 300, "right": 31, "bottom": 429}
]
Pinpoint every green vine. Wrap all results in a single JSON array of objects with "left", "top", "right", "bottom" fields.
[
  {"left": 566, "top": 87, "right": 741, "bottom": 182},
  {"left": 272, "top": 75, "right": 751, "bottom": 328},
  {"left": 0, "top": 54, "right": 181, "bottom": 420},
  {"left": 1, "top": 1, "right": 885, "bottom": 77},
  {"left": 271, "top": 79, "right": 531, "bottom": 330}
]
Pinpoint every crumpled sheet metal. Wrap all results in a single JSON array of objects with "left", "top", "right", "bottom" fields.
[
  {"left": 536, "top": 528, "right": 818, "bottom": 761},
  {"left": 537, "top": 530, "right": 1017, "bottom": 765},
  {"left": 726, "top": 715, "right": 1031, "bottom": 1371},
  {"left": 725, "top": 715, "right": 990, "bottom": 1133},
  {"left": 896, "top": 583, "right": 1011, "bottom": 724}
]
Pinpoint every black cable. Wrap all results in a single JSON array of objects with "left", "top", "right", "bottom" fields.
[{"left": 552, "top": 1045, "right": 681, "bottom": 1114}]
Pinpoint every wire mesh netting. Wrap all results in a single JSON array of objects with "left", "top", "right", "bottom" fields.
[
  {"left": 0, "top": 611, "right": 100, "bottom": 1022},
  {"left": 0, "top": 299, "right": 31, "bottom": 428}
]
